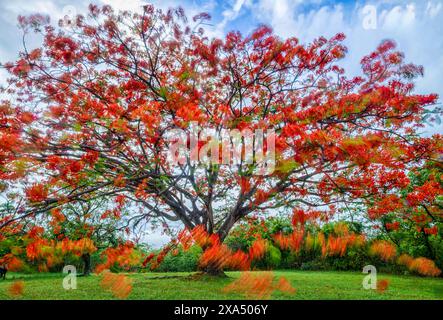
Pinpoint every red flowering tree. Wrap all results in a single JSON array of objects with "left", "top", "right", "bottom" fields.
[
  {"left": 0, "top": 4, "right": 441, "bottom": 274},
  {"left": 46, "top": 199, "right": 132, "bottom": 274},
  {"left": 376, "top": 160, "right": 443, "bottom": 268}
]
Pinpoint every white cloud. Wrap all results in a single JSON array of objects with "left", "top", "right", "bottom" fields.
[
  {"left": 247, "top": 0, "right": 443, "bottom": 134},
  {"left": 142, "top": 227, "right": 174, "bottom": 249},
  {"left": 426, "top": 1, "right": 442, "bottom": 17},
  {"left": 380, "top": 4, "right": 416, "bottom": 30},
  {"left": 209, "top": 0, "right": 252, "bottom": 37},
  {"left": 253, "top": 0, "right": 300, "bottom": 37}
]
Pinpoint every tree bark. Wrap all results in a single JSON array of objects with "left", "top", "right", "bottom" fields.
[
  {"left": 199, "top": 265, "right": 228, "bottom": 277},
  {"left": 82, "top": 253, "right": 91, "bottom": 276}
]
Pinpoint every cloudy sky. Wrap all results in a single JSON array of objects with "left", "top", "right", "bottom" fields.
[{"left": 0, "top": 0, "right": 442, "bottom": 247}]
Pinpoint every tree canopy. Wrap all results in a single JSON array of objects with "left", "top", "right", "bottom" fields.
[{"left": 0, "top": 4, "right": 441, "bottom": 248}]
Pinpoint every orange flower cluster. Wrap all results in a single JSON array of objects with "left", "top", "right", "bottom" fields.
[
  {"left": 423, "top": 225, "right": 438, "bottom": 236},
  {"left": 143, "top": 226, "right": 267, "bottom": 272},
  {"left": 369, "top": 240, "right": 397, "bottom": 262},
  {"left": 248, "top": 238, "right": 267, "bottom": 260},
  {"left": 189, "top": 225, "right": 219, "bottom": 248},
  {"left": 0, "top": 218, "right": 23, "bottom": 241},
  {"left": 397, "top": 253, "right": 414, "bottom": 267},
  {"left": 324, "top": 235, "right": 350, "bottom": 257},
  {"left": 197, "top": 232, "right": 266, "bottom": 272},
  {"left": 397, "top": 254, "right": 441, "bottom": 277},
  {"left": 226, "top": 250, "right": 251, "bottom": 270},
  {"left": 273, "top": 233, "right": 291, "bottom": 250},
  {"left": 222, "top": 272, "right": 295, "bottom": 299},
  {"left": 199, "top": 242, "right": 233, "bottom": 271},
  {"left": 49, "top": 208, "right": 66, "bottom": 235},
  {"left": 100, "top": 271, "right": 132, "bottom": 299},
  {"left": 0, "top": 253, "right": 23, "bottom": 272},
  {"left": 273, "top": 223, "right": 364, "bottom": 258},
  {"left": 368, "top": 195, "right": 404, "bottom": 220},
  {"left": 25, "top": 184, "right": 48, "bottom": 203},
  {"left": 8, "top": 281, "right": 25, "bottom": 298},
  {"left": 26, "top": 239, "right": 46, "bottom": 260},
  {"left": 273, "top": 230, "right": 305, "bottom": 252},
  {"left": 59, "top": 238, "right": 97, "bottom": 256},
  {"left": 149, "top": 245, "right": 172, "bottom": 270},
  {"left": 95, "top": 242, "right": 142, "bottom": 273},
  {"left": 141, "top": 253, "right": 156, "bottom": 268},
  {"left": 197, "top": 237, "right": 252, "bottom": 272},
  {"left": 409, "top": 258, "right": 441, "bottom": 277},
  {"left": 385, "top": 221, "right": 400, "bottom": 231},
  {"left": 376, "top": 279, "right": 390, "bottom": 293},
  {"left": 24, "top": 237, "right": 97, "bottom": 269},
  {"left": 14, "top": 237, "right": 98, "bottom": 271},
  {"left": 323, "top": 233, "right": 365, "bottom": 257}
]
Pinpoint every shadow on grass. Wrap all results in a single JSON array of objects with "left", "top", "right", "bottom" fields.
[
  {"left": 145, "top": 272, "right": 231, "bottom": 281},
  {"left": 3, "top": 272, "right": 64, "bottom": 282}
]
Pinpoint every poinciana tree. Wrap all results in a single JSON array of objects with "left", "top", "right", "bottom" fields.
[
  {"left": 46, "top": 199, "right": 132, "bottom": 274},
  {"left": 0, "top": 3, "right": 442, "bottom": 273},
  {"left": 378, "top": 160, "right": 443, "bottom": 267}
]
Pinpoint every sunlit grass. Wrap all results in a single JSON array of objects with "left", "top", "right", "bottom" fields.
[{"left": 0, "top": 270, "right": 442, "bottom": 300}]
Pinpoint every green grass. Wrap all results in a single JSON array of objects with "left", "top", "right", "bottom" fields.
[{"left": 0, "top": 271, "right": 442, "bottom": 300}]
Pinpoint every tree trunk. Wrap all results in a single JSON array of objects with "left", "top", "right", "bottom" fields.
[
  {"left": 198, "top": 241, "right": 228, "bottom": 277},
  {"left": 199, "top": 265, "right": 228, "bottom": 277},
  {"left": 82, "top": 253, "right": 91, "bottom": 276},
  {"left": 421, "top": 231, "right": 436, "bottom": 261}
]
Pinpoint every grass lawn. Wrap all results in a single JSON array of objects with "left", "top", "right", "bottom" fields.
[{"left": 0, "top": 270, "right": 442, "bottom": 300}]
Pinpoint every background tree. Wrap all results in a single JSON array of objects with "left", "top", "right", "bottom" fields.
[
  {"left": 46, "top": 198, "right": 130, "bottom": 275},
  {"left": 0, "top": 4, "right": 441, "bottom": 274},
  {"left": 378, "top": 160, "right": 443, "bottom": 269}
]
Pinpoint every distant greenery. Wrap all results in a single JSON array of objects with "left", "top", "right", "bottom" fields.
[
  {"left": 224, "top": 216, "right": 441, "bottom": 275},
  {"left": 153, "top": 246, "right": 202, "bottom": 273}
]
